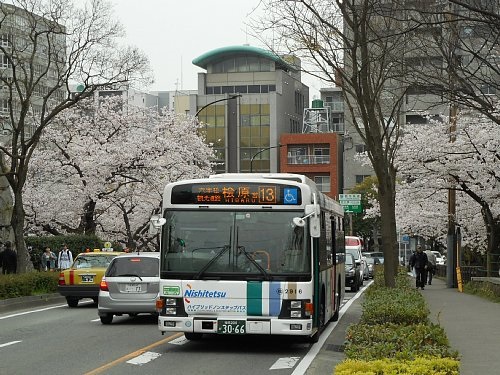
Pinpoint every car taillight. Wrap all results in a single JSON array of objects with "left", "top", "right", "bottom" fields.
[
  {"left": 58, "top": 272, "right": 66, "bottom": 286},
  {"left": 100, "top": 277, "right": 108, "bottom": 291}
]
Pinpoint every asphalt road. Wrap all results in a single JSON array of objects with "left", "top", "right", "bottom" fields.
[{"left": 0, "top": 290, "right": 363, "bottom": 375}]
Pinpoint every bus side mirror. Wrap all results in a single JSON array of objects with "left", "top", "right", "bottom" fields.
[
  {"left": 149, "top": 215, "right": 166, "bottom": 234},
  {"left": 309, "top": 216, "right": 320, "bottom": 238}
]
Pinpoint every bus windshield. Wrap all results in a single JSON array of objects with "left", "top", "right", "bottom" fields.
[{"left": 161, "top": 210, "right": 310, "bottom": 279}]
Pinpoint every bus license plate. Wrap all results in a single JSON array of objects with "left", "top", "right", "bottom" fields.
[
  {"left": 217, "top": 320, "right": 246, "bottom": 334},
  {"left": 125, "top": 284, "right": 142, "bottom": 293}
]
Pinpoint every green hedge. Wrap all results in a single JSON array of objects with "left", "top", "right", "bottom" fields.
[
  {"left": 335, "top": 267, "right": 460, "bottom": 374},
  {"left": 345, "top": 323, "right": 457, "bottom": 361},
  {"left": 0, "top": 272, "right": 59, "bottom": 299},
  {"left": 335, "top": 357, "right": 459, "bottom": 375}
]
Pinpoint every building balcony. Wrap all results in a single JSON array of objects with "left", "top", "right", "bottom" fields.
[{"left": 287, "top": 155, "right": 330, "bottom": 165}]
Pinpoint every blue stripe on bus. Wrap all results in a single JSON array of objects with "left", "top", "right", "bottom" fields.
[{"left": 269, "top": 281, "right": 281, "bottom": 316}]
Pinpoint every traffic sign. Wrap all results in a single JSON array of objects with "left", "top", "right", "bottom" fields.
[
  {"left": 339, "top": 193, "right": 361, "bottom": 213},
  {"left": 339, "top": 194, "right": 361, "bottom": 201},
  {"left": 343, "top": 204, "right": 362, "bottom": 213}
]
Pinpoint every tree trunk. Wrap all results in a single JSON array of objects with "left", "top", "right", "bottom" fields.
[{"left": 12, "top": 189, "right": 30, "bottom": 273}]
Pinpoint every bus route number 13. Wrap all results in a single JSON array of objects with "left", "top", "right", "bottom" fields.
[{"left": 258, "top": 187, "right": 276, "bottom": 204}]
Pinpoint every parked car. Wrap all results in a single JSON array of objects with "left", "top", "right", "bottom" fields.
[
  {"left": 345, "top": 236, "right": 366, "bottom": 283},
  {"left": 432, "top": 251, "right": 446, "bottom": 265},
  {"left": 98, "top": 252, "right": 160, "bottom": 324},
  {"left": 58, "top": 250, "right": 123, "bottom": 307},
  {"left": 364, "top": 256, "right": 382, "bottom": 278},
  {"left": 345, "top": 253, "right": 361, "bottom": 292},
  {"left": 363, "top": 252, "right": 385, "bottom": 264}
]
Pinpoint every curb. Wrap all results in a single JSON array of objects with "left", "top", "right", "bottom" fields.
[{"left": 0, "top": 293, "right": 66, "bottom": 313}]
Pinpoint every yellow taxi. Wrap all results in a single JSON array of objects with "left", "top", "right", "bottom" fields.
[{"left": 58, "top": 249, "right": 123, "bottom": 307}]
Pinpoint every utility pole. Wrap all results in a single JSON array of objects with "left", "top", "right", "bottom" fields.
[{"left": 446, "top": 4, "right": 459, "bottom": 288}]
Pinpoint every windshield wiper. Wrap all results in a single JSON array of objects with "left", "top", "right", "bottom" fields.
[
  {"left": 237, "top": 246, "right": 272, "bottom": 281},
  {"left": 117, "top": 273, "right": 143, "bottom": 281},
  {"left": 193, "top": 245, "right": 230, "bottom": 279}
]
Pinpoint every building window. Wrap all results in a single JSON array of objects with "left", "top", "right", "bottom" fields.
[
  {"left": 480, "top": 85, "right": 496, "bottom": 95},
  {"left": 0, "top": 34, "right": 12, "bottom": 47},
  {"left": 355, "top": 144, "right": 366, "bottom": 153},
  {"left": 313, "top": 147, "right": 330, "bottom": 164},
  {"left": 248, "top": 85, "right": 260, "bottom": 93},
  {"left": 314, "top": 176, "right": 331, "bottom": 193},
  {"left": 355, "top": 175, "right": 371, "bottom": 184},
  {"left": 1, "top": 54, "right": 12, "bottom": 68}
]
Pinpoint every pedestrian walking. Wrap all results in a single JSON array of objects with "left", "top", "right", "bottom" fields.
[
  {"left": 58, "top": 244, "right": 73, "bottom": 270},
  {"left": 41, "top": 247, "right": 57, "bottom": 271},
  {"left": 1, "top": 241, "right": 17, "bottom": 274},
  {"left": 409, "top": 245, "right": 428, "bottom": 290},
  {"left": 425, "top": 249, "right": 437, "bottom": 285}
]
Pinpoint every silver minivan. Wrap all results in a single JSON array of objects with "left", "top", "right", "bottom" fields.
[{"left": 98, "top": 252, "right": 160, "bottom": 324}]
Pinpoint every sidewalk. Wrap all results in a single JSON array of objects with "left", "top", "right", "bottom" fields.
[
  {"left": 422, "top": 277, "right": 500, "bottom": 375},
  {"left": 307, "top": 277, "right": 500, "bottom": 375}
]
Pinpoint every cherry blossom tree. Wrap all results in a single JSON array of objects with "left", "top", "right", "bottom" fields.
[
  {"left": 396, "top": 108, "right": 500, "bottom": 272},
  {"left": 0, "top": 0, "right": 152, "bottom": 272},
  {"left": 23, "top": 97, "right": 213, "bottom": 250}
]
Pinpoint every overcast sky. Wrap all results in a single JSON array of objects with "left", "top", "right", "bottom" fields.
[{"left": 112, "top": 0, "right": 322, "bottom": 99}]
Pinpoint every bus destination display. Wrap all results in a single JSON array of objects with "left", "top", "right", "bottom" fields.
[{"left": 171, "top": 183, "right": 301, "bottom": 205}]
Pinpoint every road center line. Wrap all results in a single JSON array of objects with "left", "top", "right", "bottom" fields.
[{"left": 83, "top": 333, "right": 183, "bottom": 375}]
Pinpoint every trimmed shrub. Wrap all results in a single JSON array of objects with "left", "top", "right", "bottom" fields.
[
  {"left": 0, "top": 272, "right": 59, "bottom": 299},
  {"left": 345, "top": 323, "right": 458, "bottom": 361},
  {"left": 361, "top": 287, "right": 429, "bottom": 325},
  {"left": 335, "top": 357, "right": 459, "bottom": 375}
]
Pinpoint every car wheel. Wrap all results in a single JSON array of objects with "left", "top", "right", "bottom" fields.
[
  {"left": 184, "top": 332, "right": 203, "bottom": 340},
  {"left": 66, "top": 297, "right": 79, "bottom": 308},
  {"left": 100, "top": 314, "right": 113, "bottom": 324}
]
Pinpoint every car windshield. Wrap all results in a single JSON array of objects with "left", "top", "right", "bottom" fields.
[
  {"left": 345, "top": 255, "right": 354, "bottom": 265},
  {"left": 74, "top": 254, "right": 117, "bottom": 269},
  {"left": 106, "top": 257, "right": 159, "bottom": 277},
  {"left": 161, "top": 210, "right": 309, "bottom": 279}
]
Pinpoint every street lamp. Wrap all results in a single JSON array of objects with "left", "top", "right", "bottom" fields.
[
  {"left": 195, "top": 94, "right": 242, "bottom": 117},
  {"left": 250, "top": 144, "right": 283, "bottom": 173}
]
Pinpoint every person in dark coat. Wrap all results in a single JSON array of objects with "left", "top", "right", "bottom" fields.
[
  {"left": 409, "top": 245, "right": 428, "bottom": 290},
  {"left": 1, "top": 241, "right": 17, "bottom": 274}
]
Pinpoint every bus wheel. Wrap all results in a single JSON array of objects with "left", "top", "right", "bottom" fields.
[
  {"left": 331, "top": 282, "right": 341, "bottom": 322},
  {"left": 310, "top": 295, "right": 325, "bottom": 343},
  {"left": 184, "top": 332, "right": 203, "bottom": 341}
]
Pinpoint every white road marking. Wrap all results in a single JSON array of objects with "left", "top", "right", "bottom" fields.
[
  {"left": 0, "top": 305, "right": 67, "bottom": 320},
  {"left": 291, "top": 281, "right": 372, "bottom": 375},
  {"left": 90, "top": 318, "right": 100, "bottom": 322},
  {"left": 126, "top": 351, "right": 161, "bottom": 365},
  {"left": 270, "top": 357, "right": 301, "bottom": 370},
  {"left": 169, "top": 336, "right": 189, "bottom": 345},
  {"left": 0, "top": 340, "right": 22, "bottom": 348}
]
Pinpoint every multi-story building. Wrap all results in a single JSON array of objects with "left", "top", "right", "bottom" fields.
[
  {"left": 178, "top": 45, "right": 309, "bottom": 174},
  {"left": 0, "top": 3, "right": 66, "bottom": 241}
]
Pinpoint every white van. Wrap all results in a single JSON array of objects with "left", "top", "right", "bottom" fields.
[{"left": 345, "top": 236, "right": 366, "bottom": 284}]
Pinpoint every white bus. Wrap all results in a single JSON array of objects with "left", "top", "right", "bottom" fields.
[{"left": 152, "top": 173, "right": 345, "bottom": 342}]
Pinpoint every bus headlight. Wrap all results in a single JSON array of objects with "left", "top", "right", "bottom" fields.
[
  {"left": 165, "top": 298, "right": 177, "bottom": 306},
  {"left": 165, "top": 307, "right": 177, "bottom": 315}
]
